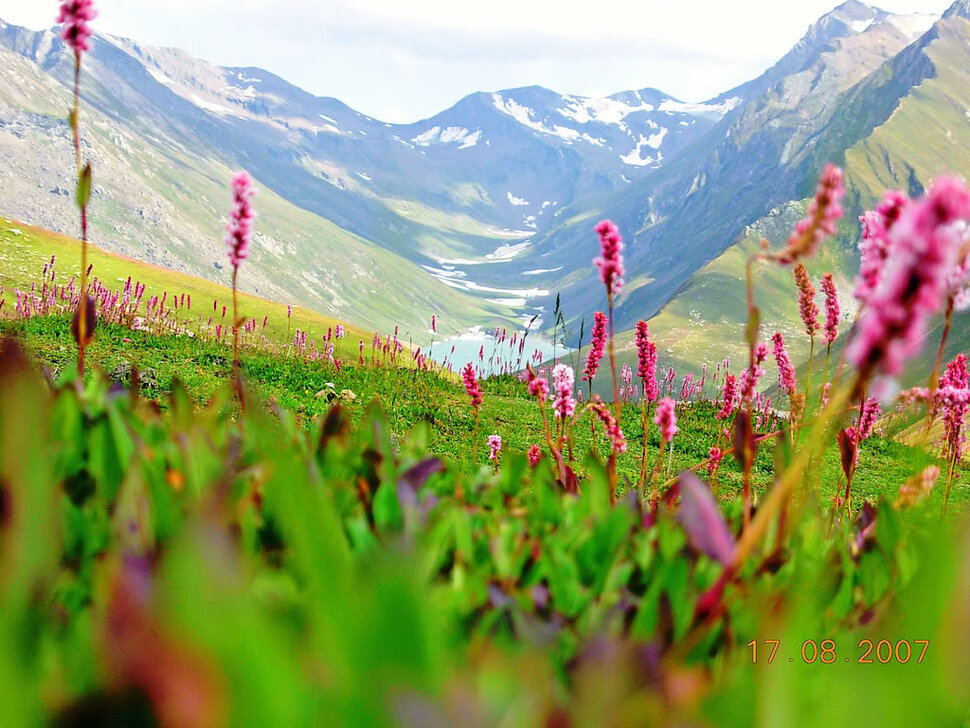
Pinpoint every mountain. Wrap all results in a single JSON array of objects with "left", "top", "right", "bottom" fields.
[{"left": 0, "top": 1, "right": 966, "bottom": 368}]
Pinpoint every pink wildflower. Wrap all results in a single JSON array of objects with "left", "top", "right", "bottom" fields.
[
  {"left": 225, "top": 171, "right": 256, "bottom": 269},
  {"left": 58, "top": 0, "right": 97, "bottom": 55},
  {"left": 707, "top": 446, "right": 723, "bottom": 478},
  {"left": 462, "top": 362, "right": 482, "bottom": 411},
  {"left": 654, "top": 397, "right": 678, "bottom": 443},
  {"left": 717, "top": 373, "right": 738, "bottom": 420},
  {"left": 552, "top": 363, "right": 576, "bottom": 420},
  {"left": 528, "top": 375, "right": 550, "bottom": 404},
  {"left": 847, "top": 177, "right": 970, "bottom": 378},
  {"left": 591, "top": 398, "right": 627, "bottom": 453},
  {"left": 793, "top": 263, "right": 820, "bottom": 337},
  {"left": 584, "top": 311, "right": 607, "bottom": 381},
  {"left": 594, "top": 220, "right": 624, "bottom": 295},
  {"left": 779, "top": 164, "right": 844, "bottom": 264},
  {"left": 635, "top": 324, "right": 659, "bottom": 403},
  {"left": 855, "top": 191, "right": 909, "bottom": 305},
  {"left": 772, "top": 332, "right": 797, "bottom": 397},
  {"left": 740, "top": 342, "right": 768, "bottom": 403},
  {"left": 821, "top": 273, "right": 840, "bottom": 345},
  {"left": 940, "top": 353, "right": 969, "bottom": 462},
  {"left": 488, "top": 434, "right": 502, "bottom": 462},
  {"left": 528, "top": 444, "right": 542, "bottom": 467},
  {"left": 432, "top": 314, "right": 437, "bottom": 333},
  {"left": 858, "top": 397, "right": 881, "bottom": 439}
]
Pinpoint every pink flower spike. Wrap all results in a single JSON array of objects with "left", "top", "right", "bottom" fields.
[
  {"left": 772, "top": 332, "right": 797, "bottom": 397},
  {"left": 462, "top": 362, "right": 482, "bottom": 411},
  {"left": 717, "top": 374, "right": 738, "bottom": 420},
  {"left": 225, "top": 171, "right": 256, "bottom": 269},
  {"left": 552, "top": 363, "right": 576, "bottom": 420},
  {"left": 654, "top": 397, "right": 678, "bottom": 443},
  {"left": 584, "top": 311, "right": 607, "bottom": 381},
  {"left": 821, "top": 273, "right": 840, "bottom": 345},
  {"left": 527, "top": 444, "right": 542, "bottom": 468},
  {"left": 594, "top": 220, "right": 625, "bottom": 295},
  {"left": 793, "top": 263, "right": 820, "bottom": 337},
  {"left": 488, "top": 434, "right": 502, "bottom": 462},
  {"left": 58, "top": 0, "right": 97, "bottom": 55},
  {"left": 779, "top": 164, "right": 844, "bottom": 264},
  {"left": 591, "top": 398, "right": 627, "bottom": 453}
]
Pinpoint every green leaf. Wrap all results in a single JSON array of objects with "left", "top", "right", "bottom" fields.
[{"left": 77, "top": 163, "right": 92, "bottom": 209}]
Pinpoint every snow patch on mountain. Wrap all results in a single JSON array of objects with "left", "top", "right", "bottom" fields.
[
  {"left": 621, "top": 128, "right": 667, "bottom": 167},
  {"left": 412, "top": 125, "right": 481, "bottom": 149},
  {"left": 658, "top": 97, "right": 741, "bottom": 121},
  {"left": 491, "top": 94, "right": 603, "bottom": 144},
  {"left": 885, "top": 13, "right": 939, "bottom": 40},
  {"left": 189, "top": 94, "right": 234, "bottom": 116},
  {"left": 557, "top": 94, "right": 655, "bottom": 125},
  {"left": 146, "top": 66, "right": 174, "bottom": 85}
]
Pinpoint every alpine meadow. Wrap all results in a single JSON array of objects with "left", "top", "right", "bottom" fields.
[{"left": 3, "top": 0, "right": 970, "bottom": 725}]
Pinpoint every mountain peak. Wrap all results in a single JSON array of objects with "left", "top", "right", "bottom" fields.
[{"left": 944, "top": 0, "right": 970, "bottom": 20}]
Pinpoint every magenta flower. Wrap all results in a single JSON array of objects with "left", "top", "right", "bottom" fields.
[
  {"left": 794, "top": 263, "right": 820, "bottom": 337},
  {"left": 707, "top": 446, "right": 723, "bottom": 477},
  {"left": 858, "top": 397, "right": 881, "bottom": 440},
  {"left": 821, "top": 273, "right": 840, "bottom": 345},
  {"left": 58, "top": 0, "right": 97, "bottom": 55},
  {"left": 432, "top": 314, "right": 437, "bottom": 333},
  {"left": 488, "top": 434, "right": 502, "bottom": 462},
  {"left": 717, "top": 373, "right": 738, "bottom": 420},
  {"left": 940, "top": 353, "right": 969, "bottom": 462},
  {"left": 462, "top": 362, "right": 482, "bottom": 411},
  {"left": 654, "top": 397, "right": 678, "bottom": 443},
  {"left": 740, "top": 342, "right": 768, "bottom": 404},
  {"left": 592, "top": 399, "right": 627, "bottom": 453},
  {"left": 855, "top": 191, "right": 909, "bottom": 305},
  {"left": 225, "top": 171, "right": 256, "bottom": 269},
  {"left": 552, "top": 363, "right": 576, "bottom": 420},
  {"left": 527, "top": 444, "right": 542, "bottom": 467},
  {"left": 584, "top": 311, "right": 607, "bottom": 381},
  {"left": 528, "top": 375, "right": 550, "bottom": 404},
  {"left": 847, "top": 177, "right": 970, "bottom": 378},
  {"left": 594, "top": 220, "right": 624, "bottom": 295},
  {"left": 772, "top": 332, "right": 797, "bottom": 397},
  {"left": 779, "top": 164, "right": 844, "bottom": 264},
  {"left": 635, "top": 321, "right": 659, "bottom": 403}
]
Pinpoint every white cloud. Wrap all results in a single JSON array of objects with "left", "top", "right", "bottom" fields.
[{"left": 0, "top": 0, "right": 952, "bottom": 123}]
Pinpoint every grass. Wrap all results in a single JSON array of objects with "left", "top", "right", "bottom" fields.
[{"left": 3, "top": 311, "right": 965, "bottom": 516}]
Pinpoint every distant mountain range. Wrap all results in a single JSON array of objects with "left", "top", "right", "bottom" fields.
[{"left": 0, "top": 1, "right": 968, "bottom": 367}]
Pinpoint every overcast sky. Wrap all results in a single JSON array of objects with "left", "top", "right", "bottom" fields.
[{"left": 0, "top": 0, "right": 953, "bottom": 123}]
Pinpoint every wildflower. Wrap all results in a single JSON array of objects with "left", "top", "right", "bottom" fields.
[
  {"left": 636, "top": 322, "right": 659, "bottom": 402},
  {"left": 584, "top": 311, "right": 607, "bottom": 381},
  {"left": 717, "top": 374, "right": 738, "bottom": 420},
  {"left": 528, "top": 444, "right": 542, "bottom": 467},
  {"left": 772, "top": 332, "right": 797, "bottom": 397},
  {"left": 858, "top": 397, "right": 881, "bottom": 439},
  {"left": 896, "top": 465, "right": 940, "bottom": 508},
  {"left": 855, "top": 191, "right": 909, "bottom": 304},
  {"left": 552, "top": 363, "right": 576, "bottom": 420},
  {"left": 707, "top": 446, "right": 723, "bottom": 478},
  {"left": 654, "top": 397, "right": 678, "bottom": 443},
  {"left": 226, "top": 171, "right": 256, "bottom": 269},
  {"left": 821, "top": 273, "right": 840, "bottom": 345},
  {"left": 58, "top": 0, "right": 97, "bottom": 55},
  {"left": 793, "top": 263, "right": 820, "bottom": 337},
  {"left": 592, "top": 398, "right": 627, "bottom": 453},
  {"left": 740, "top": 342, "right": 768, "bottom": 403},
  {"left": 594, "top": 220, "right": 624, "bottom": 295},
  {"left": 462, "top": 362, "right": 482, "bottom": 411},
  {"left": 488, "top": 434, "right": 502, "bottom": 463},
  {"left": 940, "top": 353, "right": 969, "bottom": 462},
  {"left": 432, "top": 314, "right": 437, "bottom": 333},
  {"left": 847, "top": 177, "right": 970, "bottom": 378},
  {"left": 335, "top": 324, "right": 345, "bottom": 339},
  {"left": 528, "top": 376, "right": 549, "bottom": 404},
  {"left": 779, "top": 164, "right": 844, "bottom": 264}
]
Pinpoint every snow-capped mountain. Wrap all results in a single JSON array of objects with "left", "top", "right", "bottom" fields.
[{"left": 0, "top": 0, "right": 966, "bottom": 349}]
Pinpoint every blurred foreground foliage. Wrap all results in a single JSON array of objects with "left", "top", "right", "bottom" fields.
[{"left": 0, "top": 337, "right": 968, "bottom": 727}]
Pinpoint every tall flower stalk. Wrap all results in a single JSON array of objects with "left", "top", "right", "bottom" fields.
[
  {"left": 594, "top": 220, "right": 624, "bottom": 421},
  {"left": 225, "top": 171, "right": 256, "bottom": 371},
  {"left": 59, "top": 0, "right": 97, "bottom": 374}
]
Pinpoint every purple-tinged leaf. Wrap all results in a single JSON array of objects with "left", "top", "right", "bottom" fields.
[
  {"left": 676, "top": 472, "right": 736, "bottom": 565},
  {"left": 397, "top": 458, "right": 445, "bottom": 507}
]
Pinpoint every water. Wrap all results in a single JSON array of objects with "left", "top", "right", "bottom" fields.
[{"left": 428, "top": 328, "right": 569, "bottom": 376}]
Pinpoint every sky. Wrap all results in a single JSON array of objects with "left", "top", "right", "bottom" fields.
[{"left": 0, "top": 0, "right": 953, "bottom": 123}]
